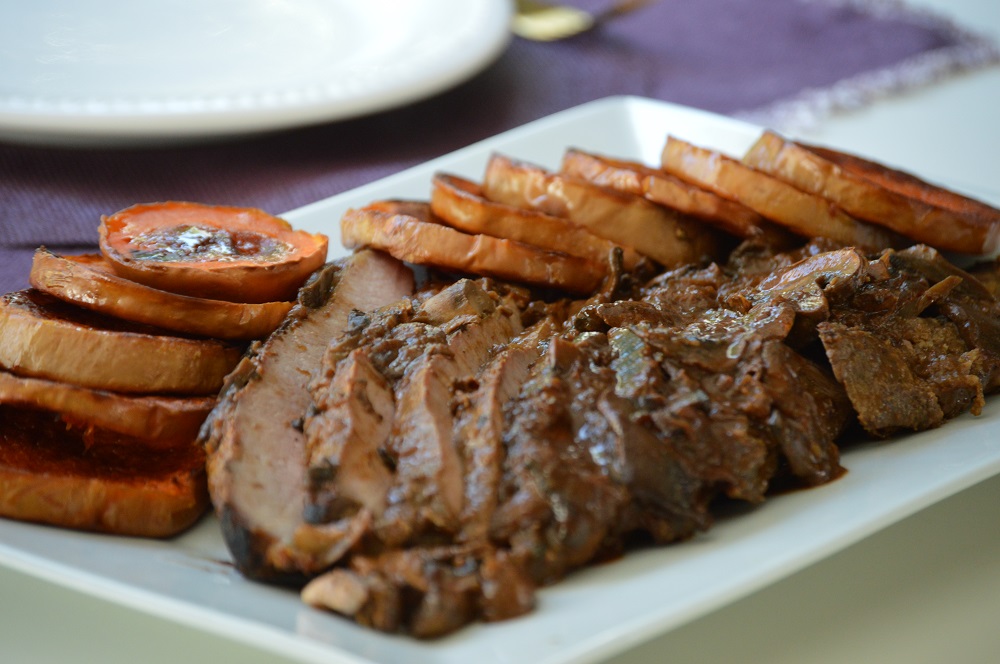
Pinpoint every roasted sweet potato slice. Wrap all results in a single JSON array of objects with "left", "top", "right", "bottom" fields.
[
  {"left": 481, "top": 154, "right": 721, "bottom": 268},
  {"left": 743, "top": 130, "right": 1000, "bottom": 255},
  {"left": 340, "top": 202, "right": 604, "bottom": 294},
  {"left": 30, "top": 249, "right": 292, "bottom": 341},
  {"left": 560, "top": 148, "right": 784, "bottom": 242},
  {"left": 429, "top": 173, "right": 642, "bottom": 269},
  {"left": 662, "top": 136, "right": 905, "bottom": 251},
  {"left": 0, "top": 370, "right": 213, "bottom": 447},
  {"left": 99, "top": 201, "right": 328, "bottom": 303},
  {"left": 0, "top": 405, "right": 208, "bottom": 537},
  {"left": 0, "top": 290, "right": 242, "bottom": 395}
]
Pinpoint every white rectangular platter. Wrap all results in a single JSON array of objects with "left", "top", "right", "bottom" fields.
[{"left": 2, "top": 96, "right": 999, "bottom": 664}]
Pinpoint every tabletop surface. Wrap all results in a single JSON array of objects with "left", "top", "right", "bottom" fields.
[{"left": 1, "top": 0, "right": 999, "bottom": 662}]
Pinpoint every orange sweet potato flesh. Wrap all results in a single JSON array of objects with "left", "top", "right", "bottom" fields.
[
  {"left": 662, "top": 136, "right": 905, "bottom": 251},
  {"left": 99, "top": 201, "right": 328, "bottom": 304},
  {"left": 743, "top": 131, "right": 1000, "bottom": 255},
  {"left": 30, "top": 249, "right": 292, "bottom": 341},
  {"left": 430, "top": 172, "right": 642, "bottom": 269},
  {"left": 0, "top": 290, "right": 242, "bottom": 395},
  {"left": 482, "top": 154, "right": 722, "bottom": 268},
  {"left": 560, "top": 148, "right": 786, "bottom": 243},
  {"left": 340, "top": 202, "right": 605, "bottom": 294},
  {"left": 0, "top": 369, "right": 213, "bottom": 448},
  {"left": 0, "top": 405, "right": 209, "bottom": 538}
]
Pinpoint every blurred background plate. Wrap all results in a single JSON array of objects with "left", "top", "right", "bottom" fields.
[{"left": 0, "top": 0, "right": 511, "bottom": 146}]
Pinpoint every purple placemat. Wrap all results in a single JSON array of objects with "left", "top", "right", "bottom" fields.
[{"left": 0, "top": 0, "right": 996, "bottom": 295}]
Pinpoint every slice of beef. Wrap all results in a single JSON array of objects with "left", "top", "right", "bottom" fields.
[
  {"left": 814, "top": 245, "right": 1000, "bottom": 435},
  {"left": 759, "top": 341, "right": 851, "bottom": 484},
  {"left": 303, "top": 279, "right": 525, "bottom": 547},
  {"left": 638, "top": 322, "right": 779, "bottom": 503},
  {"left": 491, "top": 337, "right": 632, "bottom": 584},
  {"left": 593, "top": 363, "right": 714, "bottom": 541},
  {"left": 492, "top": 327, "right": 717, "bottom": 581},
  {"left": 304, "top": 349, "right": 396, "bottom": 521},
  {"left": 303, "top": 280, "right": 500, "bottom": 531},
  {"left": 201, "top": 250, "right": 414, "bottom": 582},
  {"left": 376, "top": 286, "right": 523, "bottom": 546},
  {"left": 819, "top": 322, "right": 945, "bottom": 435},
  {"left": 303, "top": 295, "right": 437, "bottom": 526},
  {"left": 453, "top": 318, "right": 557, "bottom": 544},
  {"left": 936, "top": 295, "right": 1000, "bottom": 392},
  {"left": 301, "top": 544, "right": 535, "bottom": 638},
  {"left": 886, "top": 316, "right": 986, "bottom": 418},
  {"left": 893, "top": 249, "right": 1000, "bottom": 392},
  {"left": 639, "top": 263, "right": 728, "bottom": 326}
]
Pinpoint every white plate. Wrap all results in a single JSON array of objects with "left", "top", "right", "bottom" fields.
[
  {"left": 0, "top": 0, "right": 510, "bottom": 146},
  {"left": 3, "top": 96, "right": 1000, "bottom": 664}
]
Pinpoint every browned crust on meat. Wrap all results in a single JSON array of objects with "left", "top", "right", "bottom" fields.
[{"left": 202, "top": 252, "right": 415, "bottom": 581}]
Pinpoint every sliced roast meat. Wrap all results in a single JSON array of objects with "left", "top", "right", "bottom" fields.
[
  {"left": 290, "top": 241, "right": 1000, "bottom": 638},
  {"left": 201, "top": 250, "right": 414, "bottom": 581},
  {"left": 638, "top": 324, "right": 778, "bottom": 503},
  {"left": 819, "top": 322, "right": 945, "bottom": 435},
  {"left": 303, "top": 292, "right": 436, "bottom": 526},
  {"left": 759, "top": 341, "right": 851, "bottom": 484},
  {"left": 898, "top": 249, "right": 1000, "bottom": 391},
  {"left": 304, "top": 349, "right": 396, "bottom": 522},
  {"left": 304, "top": 278, "right": 526, "bottom": 551},
  {"left": 301, "top": 544, "right": 535, "bottom": 638},
  {"left": 492, "top": 337, "right": 631, "bottom": 584},
  {"left": 812, "top": 245, "right": 1000, "bottom": 435},
  {"left": 936, "top": 295, "right": 1000, "bottom": 392},
  {"left": 453, "top": 318, "right": 557, "bottom": 544},
  {"left": 590, "top": 371, "right": 713, "bottom": 542},
  {"left": 640, "top": 263, "right": 728, "bottom": 326},
  {"left": 376, "top": 286, "right": 523, "bottom": 546}
]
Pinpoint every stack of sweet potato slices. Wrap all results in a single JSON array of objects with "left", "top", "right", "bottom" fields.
[
  {"left": 662, "top": 131, "right": 1000, "bottom": 256},
  {"left": 0, "top": 202, "right": 327, "bottom": 537},
  {"left": 341, "top": 153, "right": 728, "bottom": 294},
  {"left": 343, "top": 132, "right": 999, "bottom": 298}
]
